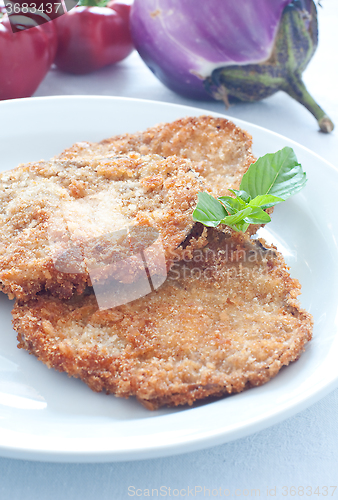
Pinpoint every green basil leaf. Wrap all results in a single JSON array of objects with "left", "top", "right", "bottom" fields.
[
  {"left": 193, "top": 192, "right": 228, "bottom": 227},
  {"left": 218, "top": 195, "right": 245, "bottom": 214},
  {"left": 248, "top": 194, "right": 284, "bottom": 209},
  {"left": 221, "top": 207, "right": 253, "bottom": 226},
  {"left": 243, "top": 207, "right": 272, "bottom": 224},
  {"left": 228, "top": 189, "right": 251, "bottom": 203},
  {"left": 240, "top": 147, "right": 307, "bottom": 200},
  {"left": 235, "top": 221, "right": 250, "bottom": 233},
  {"left": 228, "top": 221, "right": 251, "bottom": 233},
  {"left": 192, "top": 147, "right": 307, "bottom": 233}
]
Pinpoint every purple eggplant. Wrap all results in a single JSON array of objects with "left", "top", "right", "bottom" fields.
[{"left": 130, "top": 0, "right": 334, "bottom": 133}]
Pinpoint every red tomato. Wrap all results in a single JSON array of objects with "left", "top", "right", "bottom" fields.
[
  {"left": 0, "top": 13, "right": 57, "bottom": 100},
  {"left": 54, "top": 5, "right": 134, "bottom": 74}
]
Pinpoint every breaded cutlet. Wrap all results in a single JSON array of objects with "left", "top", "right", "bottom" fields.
[
  {"left": 57, "top": 115, "right": 270, "bottom": 236},
  {"left": 12, "top": 229, "right": 313, "bottom": 410},
  {"left": 57, "top": 116, "right": 256, "bottom": 197},
  {"left": 0, "top": 153, "right": 207, "bottom": 301}
]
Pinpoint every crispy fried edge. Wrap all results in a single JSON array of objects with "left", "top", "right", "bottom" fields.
[
  {"left": 12, "top": 235, "right": 313, "bottom": 410},
  {"left": 0, "top": 155, "right": 205, "bottom": 300},
  {"left": 56, "top": 116, "right": 270, "bottom": 236},
  {"left": 59, "top": 116, "right": 256, "bottom": 194}
]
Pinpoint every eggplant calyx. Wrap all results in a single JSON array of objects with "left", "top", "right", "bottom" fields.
[
  {"left": 204, "top": 0, "right": 334, "bottom": 133},
  {"left": 207, "top": 83, "right": 231, "bottom": 109}
]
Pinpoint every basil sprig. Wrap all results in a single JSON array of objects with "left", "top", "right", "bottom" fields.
[{"left": 193, "top": 147, "right": 307, "bottom": 232}]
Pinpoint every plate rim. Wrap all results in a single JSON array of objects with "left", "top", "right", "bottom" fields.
[
  {"left": 1, "top": 94, "right": 337, "bottom": 463},
  {"left": 1, "top": 94, "right": 336, "bottom": 172}
]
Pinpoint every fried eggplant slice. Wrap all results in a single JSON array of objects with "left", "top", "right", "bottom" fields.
[
  {"left": 0, "top": 153, "right": 205, "bottom": 300},
  {"left": 57, "top": 115, "right": 256, "bottom": 196},
  {"left": 12, "top": 230, "right": 313, "bottom": 409}
]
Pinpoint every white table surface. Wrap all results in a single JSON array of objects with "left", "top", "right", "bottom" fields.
[{"left": 1, "top": 1, "right": 338, "bottom": 498}]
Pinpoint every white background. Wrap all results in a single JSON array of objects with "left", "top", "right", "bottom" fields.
[{"left": 0, "top": 0, "right": 338, "bottom": 498}]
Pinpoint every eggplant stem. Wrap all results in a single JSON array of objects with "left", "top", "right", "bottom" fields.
[{"left": 283, "top": 75, "right": 334, "bottom": 133}]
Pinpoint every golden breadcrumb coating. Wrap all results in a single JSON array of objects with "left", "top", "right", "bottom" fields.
[
  {"left": 57, "top": 115, "right": 269, "bottom": 236},
  {"left": 0, "top": 153, "right": 206, "bottom": 300},
  {"left": 57, "top": 115, "right": 256, "bottom": 196},
  {"left": 12, "top": 230, "right": 313, "bottom": 410}
]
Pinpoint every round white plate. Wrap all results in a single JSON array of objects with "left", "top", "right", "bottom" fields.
[{"left": 0, "top": 96, "right": 337, "bottom": 463}]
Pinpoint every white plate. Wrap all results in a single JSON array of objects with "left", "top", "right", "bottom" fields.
[{"left": 0, "top": 96, "right": 338, "bottom": 463}]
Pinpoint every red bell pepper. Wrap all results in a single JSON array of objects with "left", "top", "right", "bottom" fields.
[
  {"left": 0, "top": 8, "right": 57, "bottom": 100},
  {"left": 106, "top": 0, "right": 130, "bottom": 23},
  {"left": 54, "top": 0, "right": 134, "bottom": 74}
]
